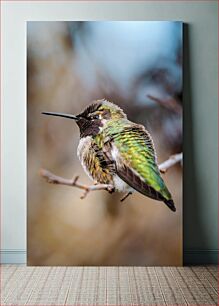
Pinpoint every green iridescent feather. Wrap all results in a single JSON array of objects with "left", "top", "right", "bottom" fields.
[{"left": 99, "top": 118, "right": 172, "bottom": 201}]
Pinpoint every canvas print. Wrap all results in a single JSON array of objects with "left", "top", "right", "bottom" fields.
[{"left": 27, "top": 21, "right": 183, "bottom": 266}]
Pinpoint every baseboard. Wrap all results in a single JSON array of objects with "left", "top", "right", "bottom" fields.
[
  {"left": 0, "top": 249, "right": 26, "bottom": 264},
  {"left": 184, "top": 249, "right": 218, "bottom": 265},
  {"left": 0, "top": 249, "right": 218, "bottom": 265}
]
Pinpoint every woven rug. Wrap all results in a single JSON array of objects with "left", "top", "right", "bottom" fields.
[{"left": 1, "top": 265, "right": 218, "bottom": 305}]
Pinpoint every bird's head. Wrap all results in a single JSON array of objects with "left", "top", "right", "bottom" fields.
[{"left": 42, "top": 99, "right": 126, "bottom": 138}]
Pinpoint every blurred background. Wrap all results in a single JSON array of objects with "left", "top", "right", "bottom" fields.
[{"left": 27, "top": 21, "right": 182, "bottom": 266}]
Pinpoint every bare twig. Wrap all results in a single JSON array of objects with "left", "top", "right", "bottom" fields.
[
  {"left": 39, "top": 169, "right": 114, "bottom": 199},
  {"left": 147, "top": 94, "right": 182, "bottom": 114},
  {"left": 40, "top": 153, "right": 182, "bottom": 200},
  {"left": 158, "top": 153, "right": 182, "bottom": 174}
]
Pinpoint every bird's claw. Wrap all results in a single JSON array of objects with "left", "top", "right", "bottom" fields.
[
  {"left": 107, "top": 186, "right": 115, "bottom": 194},
  {"left": 120, "top": 192, "right": 132, "bottom": 202}
]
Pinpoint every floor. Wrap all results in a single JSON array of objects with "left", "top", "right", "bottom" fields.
[{"left": 1, "top": 265, "right": 218, "bottom": 305}]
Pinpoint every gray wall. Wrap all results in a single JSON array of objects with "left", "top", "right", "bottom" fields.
[{"left": 1, "top": 1, "right": 218, "bottom": 264}]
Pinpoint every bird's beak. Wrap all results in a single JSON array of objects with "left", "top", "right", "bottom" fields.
[{"left": 42, "top": 111, "right": 79, "bottom": 121}]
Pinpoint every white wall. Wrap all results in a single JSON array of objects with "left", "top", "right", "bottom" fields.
[{"left": 1, "top": 1, "right": 218, "bottom": 263}]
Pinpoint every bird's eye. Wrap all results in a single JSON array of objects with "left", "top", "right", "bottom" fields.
[{"left": 92, "top": 114, "right": 99, "bottom": 120}]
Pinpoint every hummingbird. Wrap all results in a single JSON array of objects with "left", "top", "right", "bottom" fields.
[{"left": 42, "top": 99, "right": 176, "bottom": 212}]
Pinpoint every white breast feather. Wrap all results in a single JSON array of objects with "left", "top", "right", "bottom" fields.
[
  {"left": 111, "top": 144, "right": 120, "bottom": 162},
  {"left": 77, "top": 136, "right": 94, "bottom": 181},
  {"left": 113, "top": 175, "right": 134, "bottom": 192},
  {"left": 111, "top": 144, "right": 134, "bottom": 193}
]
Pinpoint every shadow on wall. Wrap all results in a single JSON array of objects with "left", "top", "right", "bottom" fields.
[{"left": 183, "top": 24, "right": 209, "bottom": 264}]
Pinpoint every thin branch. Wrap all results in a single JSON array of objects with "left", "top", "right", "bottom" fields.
[
  {"left": 39, "top": 169, "right": 114, "bottom": 199},
  {"left": 147, "top": 94, "right": 182, "bottom": 114},
  {"left": 158, "top": 153, "right": 182, "bottom": 173},
  {"left": 40, "top": 153, "right": 182, "bottom": 200}
]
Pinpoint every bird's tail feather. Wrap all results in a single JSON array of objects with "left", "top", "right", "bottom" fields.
[{"left": 164, "top": 199, "right": 176, "bottom": 212}]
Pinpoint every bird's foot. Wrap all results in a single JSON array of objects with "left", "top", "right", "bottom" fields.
[
  {"left": 107, "top": 186, "right": 115, "bottom": 194},
  {"left": 120, "top": 192, "right": 132, "bottom": 202}
]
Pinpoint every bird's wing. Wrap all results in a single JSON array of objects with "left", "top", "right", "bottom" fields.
[
  {"left": 78, "top": 137, "right": 115, "bottom": 185},
  {"left": 107, "top": 124, "right": 172, "bottom": 202}
]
